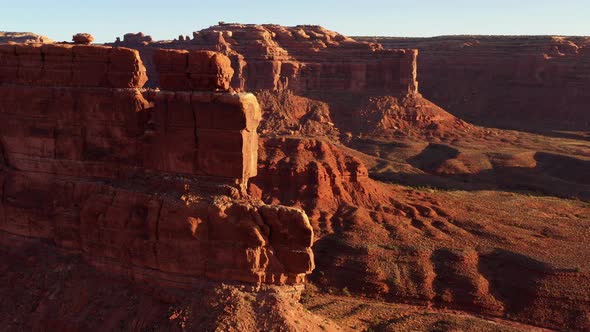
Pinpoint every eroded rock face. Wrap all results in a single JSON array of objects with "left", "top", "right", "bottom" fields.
[
  {"left": 0, "top": 31, "right": 53, "bottom": 44},
  {"left": 154, "top": 49, "right": 234, "bottom": 91},
  {"left": 72, "top": 33, "right": 94, "bottom": 45},
  {"left": 147, "top": 90, "right": 261, "bottom": 183},
  {"left": 105, "top": 27, "right": 590, "bottom": 330},
  {"left": 0, "top": 234, "right": 335, "bottom": 331},
  {"left": 0, "top": 43, "right": 148, "bottom": 88},
  {"left": 1, "top": 170, "right": 314, "bottom": 285},
  {"left": 121, "top": 32, "right": 153, "bottom": 45},
  {"left": 0, "top": 42, "right": 314, "bottom": 286},
  {"left": 251, "top": 137, "right": 375, "bottom": 235},
  {"left": 248, "top": 133, "right": 590, "bottom": 331},
  {"left": 111, "top": 24, "right": 418, "bottom": 96},
  {"left": 110, "top": 24, "right": 472, "bottom": 140},
  {"left": 363, "top": 36, "right": 590, "bottom": 131}
]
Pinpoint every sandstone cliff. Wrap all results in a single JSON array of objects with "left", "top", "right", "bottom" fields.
[
  {"left": 360, "top": 35, "right": 590, "bottom": 131},
  {"left": 2, "top": 25, "right": 590, "bottom": 331},
  {"left": 0, "top": 233, "right": 339, "bottom": 331},
  {"left": 113, "top": 23, "right": 418, "bottom": 95},
  {"left": 109, "top": 26, "right": 590, "bottom": 330},
  {"left": 0, "top": 43, "right": 314, "bottom": 287},
  {"left": 112, "top": 24, "right": 471, "bottom": 140},
  {"left": 0, "top": 31, "right": 53, "bottom": 44}
]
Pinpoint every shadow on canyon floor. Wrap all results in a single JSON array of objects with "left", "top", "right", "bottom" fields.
[
  {"left": 370, "top": 149, "right": 590, "bottom": 201},
  {"left": 539, "top": 130, "right": 590, "bottom": 142}
]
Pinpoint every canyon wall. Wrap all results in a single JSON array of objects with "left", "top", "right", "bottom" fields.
[
  {"left": 4, "top": 27, "right": 588, "bottom": 331},
  {"left": 0, "top": 43, "right": 314, "bottom": 286},
  {"left": 111, "top": 24, "right": 472, "bottom": 139},
  {"left": 111, "top": 23, "right": 418, "bottom": 96},
  {"left": 0, "top": 32, "right": 52, "bottom": 44},
  {"left": 359, "top": 36, "right": 590, "bottom": 131}
]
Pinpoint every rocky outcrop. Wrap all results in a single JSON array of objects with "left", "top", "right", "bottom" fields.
[
  {"left": 111, "top": 24, "right": 474, "bottom": 140},
  {"left": 120, "top": 32, "right": 153, "bottom": 45},
  {"left": 255, "top": 90, "right": 340, "bottom": 138},
  {"left": 0, "top": 31, "right": 53, "bottom": 44},
  {"left": 4, "top": 26, "right": 589, "bottom": 331},
  {"left": 154, "top": 49, "right": 234, "bottom": 91},
  {"left": 361, "top": 36, "right": 590, "bottom": 131},
  {"left": 72, "top": 33, "right": 94, "bottom": 45},
  {"left": 245, "top": 130, "right": 590, "bottom": 330},
  {"left": 111, "top": 24, "right": 418, "bottom": 96},
  {"left": 317, "top": 92, "right": 476, "bottom": 138},
  {"left": 0, "top": 42, "right": 314, "bottom": 286},
  {"left": 0, "top": 43, "right": 147, "bottom": 88},
  {"left": 251, "top": 137, "right": 382, "bottom": 236},
  {"left": 106, "top": 26, "right": 590, "bottom": 330},
  {"left": 0, "top": 234, "right": 337, "bottom": 331}
]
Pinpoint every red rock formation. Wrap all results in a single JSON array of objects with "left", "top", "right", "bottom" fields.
[
  {"left": 320, "top": 93, "right": 476, "bottom": 138},
  {"left": 0, "top": 43, "right": 148, "bottom": 88},
  {"left": 154, "top": 49, "right": 234, "bottom": 91},
  {"left": 107, "top": 26, "right": 590, "bottom": 330},
  {"left": 0, "top": 234, "right": 338, "bottom": 331},
  {"left": 72, "top": 33, "right": 94, "bottom": 45},
  {"left": 110, "top": 24, "right": 476, "bottom": 141},
  {"left": 251, "top": 137, "right": 383, "bottom": 235},
  {"left": 110, "top": 24, "right": 418, "bottom": 96},
  {"left": 0, "top": 31, "right": 53, "bottom": 44},
  {"left": 0, "top": 43, "right": 314, "bottom": 286},
  {"left": 146, "top": 90, "right": 260, "bottom": 184},
  {"left": 120, "top": 32, "right": 153, "bottom": 45},
  {"left": 4, "top": 26, "right": 589, "bottom": 331},
  {"left": 362, "top": 36, "right": 590, "bottom": 131},
  {"left": 255, "top": 90, "right": 340, "bottom": 138},
  {"left": 249, "top": 134, "right": 590, "bottom": 331}
]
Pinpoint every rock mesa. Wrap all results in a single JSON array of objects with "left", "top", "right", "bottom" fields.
[{"left": 0, "top": 42, "right": 314, "bottom": 286}]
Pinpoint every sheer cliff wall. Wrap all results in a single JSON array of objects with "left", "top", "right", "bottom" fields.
[
  {"left": 0, "top": 43, "right": 314, "bottom": 286},
  {"left": 360, "top": 36, "right": 590, "bottom": 131},
  {"left": 111, "top": 24, "right": 419, "bottom": 96}
]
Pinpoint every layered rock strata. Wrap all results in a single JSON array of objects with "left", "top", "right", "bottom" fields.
[
  {"left": 111, "top": 24, "right": 472, "bottom": 140},
  {"left": 0, "top": 31, "right": 52, "bottom": 44},
  {"left": 360, "top": 36, "right": 590, "bottom": 130},
  {"left": 154, "top": 49, "right": 234, "bottom": 91},
  {"left": 112, "top": 24, "right": 418, "bottom": 95},
  {"left": 0, "top": 43, "right": 148, "bottom": 88},
  {"left": 0, "top": 43, "right": 314, "bottom": 286}
]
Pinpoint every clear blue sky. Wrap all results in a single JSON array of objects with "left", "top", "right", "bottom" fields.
[{"left": 2, "top": 0, "right": 589, "bottom": 43}]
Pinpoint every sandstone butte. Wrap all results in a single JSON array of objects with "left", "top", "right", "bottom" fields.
[
  {"left": 0, "top": 24, "right": 589, "bottom": 331},
  {"left": 0, "top": 31, "right": 53, "bottom": 44},
  {"left": 112, "top": 24, "right": 417, "bottom": 93},
  {"left": 0, "top": 41, "right": 314, "bottom": 288},
  {"left": 358, "top": 35, "right": 590, "bottom": 131}
]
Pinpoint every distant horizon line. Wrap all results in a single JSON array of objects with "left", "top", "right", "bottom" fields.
[{"left": 2, "top": 28, "right": 589, "bottom": 44}]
